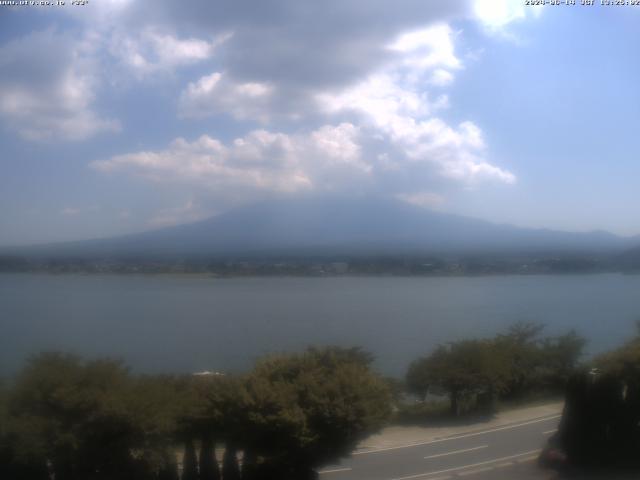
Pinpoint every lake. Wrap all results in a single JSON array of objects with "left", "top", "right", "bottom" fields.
[{"left": 1, "top": 273, "right": 639, "bottom": 377}]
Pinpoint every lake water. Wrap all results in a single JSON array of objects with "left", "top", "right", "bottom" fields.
[{"left": 2, "top": 273, "right": 639, "bottom": 377}]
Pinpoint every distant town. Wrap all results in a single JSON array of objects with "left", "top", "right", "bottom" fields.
[{"left": 0, "top": 253, "right": 631, "bottom": 276}]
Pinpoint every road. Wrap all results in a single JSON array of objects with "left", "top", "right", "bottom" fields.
[{"left": 318, "top": 414, "right": 560, "bottom": 480}]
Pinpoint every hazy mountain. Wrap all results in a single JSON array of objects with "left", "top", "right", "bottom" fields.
[
  {"left": 617, "top": 244, "right": 640, "bottom": 270},
  {"left": 4, "top": 196, "right": 638, "bottom": 259}
]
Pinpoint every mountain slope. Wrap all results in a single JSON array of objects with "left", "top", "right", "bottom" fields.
[{"left": 5, "top": 196, "right": 637, "bottom": 259}]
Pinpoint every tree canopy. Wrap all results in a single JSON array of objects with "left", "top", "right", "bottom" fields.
[
  {"left": 0, "top": 347, "right": 391, "bottom": 480},
  {"left": 406, "top": 324, "right": 587, "bottom": 416}
]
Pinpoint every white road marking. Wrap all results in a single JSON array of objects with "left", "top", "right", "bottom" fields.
[
  {"left": 388, "top": 449, "right": 541, "bottom": 480},
  {"left": 457, "top": 466, "right": 494, "bottom": 476},
  {"left": 318, "top": 467, "right": 353, "bottom": 474},
  {"left": 542, "top": 429, "right": 557, "bottom": 434},
  {"left": 354, "top": 414, "right": 560, "bottom": 456},
  {"left": 424, "top": 445, "right": 488, "bottom": 460}
]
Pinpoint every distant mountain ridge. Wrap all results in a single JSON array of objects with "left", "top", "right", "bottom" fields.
[{"left": 3, "top": 196, "right": 639, "bottom": 259}]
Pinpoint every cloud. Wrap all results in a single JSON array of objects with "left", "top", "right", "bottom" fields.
[
  {"left": 92, "top": 125, "right": 362, "bottom": 194},
  {"left": 178, "top": 71, "right": 274, "bottom": 122},
  {"left": 91, "top": 123, "right": 381, "bottom": 204},
  {"left": 396, "top": 191, "right": 445, "bottom": 209},
  {"left": 430, "top": 69, "right": 455, "bottom": 86},
  {"left": 388, "top": 24, "right": 461, "bottom": 72},
  {"left": 473, "top": 0, "right": 543, "bottom": 38},
  {"left": 91, "top": 16, "right": 515, "bottom": 209},
  {"left": 3, "top": 0, "right": 520, "bottom": 210},
  {"left": 317, "top": 24, "right": 515, "bottom": 187},
  {"left": 176, "top": 22, "right": 464, "bottom": 124},
  {"left": 114, "top": 1, "right": 473, "bottom": 88},
  {"left": 147, "top": 200, "right": 209, "bottom": 228},
  {"left": 92, "top": 115, "right": 513, "bottom": 213},
  {"left": 108, "top": 28, "right": 230, "bottom": 78},
  {"left": 173, "top": 21, "right": 515, "bottom": 189},
  {"left": 0, "top": 29, "right": 120, "bottom": 141}
]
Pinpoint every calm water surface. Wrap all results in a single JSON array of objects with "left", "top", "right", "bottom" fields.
[{"left": 2, "top": 273, "right": 639, "bottom": 377}]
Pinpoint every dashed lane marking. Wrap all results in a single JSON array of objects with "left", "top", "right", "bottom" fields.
[
  {"left": 424, "top": 445, "right": 488, "bottom": 460},
  {"left": 388, "top": 449, "right": 541, "bottom": 480},
  {"left": 318, "top": 467, "right": 353, "bottom": 474},
  {"left": 354, "top": 415, "right": 560, "bottom": 456},
  {"left": 457, "top": 466, "right": 494, "bottom": 476}
]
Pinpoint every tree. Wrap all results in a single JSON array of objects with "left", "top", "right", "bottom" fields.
[
  {"left": 240, "top": 448, "right": 258, "bottom": 480},
  {"left": 406, "top": 358, "right": 431, "bottom": 401},
  {"left": 126, "top": 374, "right": 185, "bottom": 478},
  {"left": 182, "top": 438, "right": 198, "bottom": 480},
  {"left": 495, "top": 322, "right": 546, "bottom": 398},
  {"left": 222, "top": 443, "right": 241, "bottom": 480},
  {"left": 594, "top": 327, "right": 640, "bottom": 379},
  {"left": 156, "top": 450, "right": 179, "bottom": 480},
  {"left": 406, "top": 324, "right": 587, "bottom": 415},
  {"left": 199, "top": 433, "right": 220, "bottom": 480},
  {"left": 7, "top": 352, "right": 137, "bottom": 480},
  {"left": 408, "top": 340, "right": 510, "bottom": 416},
  {"left": 240, "top": 347, "right": 391, "bottom": 478},
  {"left": 1, "top": 347, "right": 391, "bottom": 480},
  {"left": 0, "top": 379, "right": 50, "bottom": 480},
  {"left": 539, "top": 330, "right": 586, "bottom": 390}
]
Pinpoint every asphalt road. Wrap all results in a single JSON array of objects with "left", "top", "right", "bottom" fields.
[{"left": 317, "top": 414, "right": 561, "bottom": 480}]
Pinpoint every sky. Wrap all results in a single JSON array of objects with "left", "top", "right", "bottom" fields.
[{"left": 0, "top": 0, "right": 639, "bottom": 246}]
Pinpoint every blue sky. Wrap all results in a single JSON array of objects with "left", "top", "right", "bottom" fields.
[{"left": 0, "top": 0, "right": 639, "bottom": 246}]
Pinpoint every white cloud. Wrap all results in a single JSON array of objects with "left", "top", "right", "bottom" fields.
[
  {"left": 473, "top": 0, "right": 543, "bottom": 36},
  {"left": 430, "top": 68, "right": 455, "bottom": 86},
  {"left": 0, "top": 29, "right": 119, "bottom": 141},
  {"left": 396, "top": 191, "right": 445, "bottom": 209},
  {"left": 93, "top": 16, "right": 514, "bottom": 208},
  {"left": 317, "top": 24, "right": 515, "bottom": 187},
  {"left": 109, "top": 28, "right": 230, "bottom": 78},
  {"left": 178, "top": 71, "right": 273, "bottom": 121},
  {"left": 147, "top": 200, "right": 209, "bottom": 228},
  {"left": 91, "top": 123, "right": 378, "bottom": 202},
  {"left": 95, "top": 133, "right": 288, "bottom": 191},
  {"left": 388, "top": 24, "right": 461, "bottom": 72},
  {"left": 2, "top": 1, "right": 519, "bottom": 202}
]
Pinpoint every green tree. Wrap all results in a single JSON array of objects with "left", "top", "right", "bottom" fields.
[
  {"left": 8, "top": 352, "right": 137, "bottom": 480},
  {"left": 594, "top": 327, "right": 640, "bottom": 378},
  {"left": 407, "top": 324, "right": 586, "bottom": 414},
  {"left": 240, "top": 347, "right": 391, "bottom": 478},
  {"left": 126, "top": 375, "right": 184, "bottom": 478},
  {"left": 408, "top": 340, "right": 510, "bottom": 416},
  {"left": 539, "top": 330, "right": 586, "bottom": 390},
  {"left": 0, "top": 379, "right": 50, "bottom": 480},
  {"left": 495, "top": 322, "right": 546, "bottom": 398}
]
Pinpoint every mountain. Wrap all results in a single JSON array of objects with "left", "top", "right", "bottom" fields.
[
  {"left": 3, "top": 196, "right": 638, "bottom": 259},
  {"left": 616, "top": 245, "right": 640, "bottom": 270}
]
